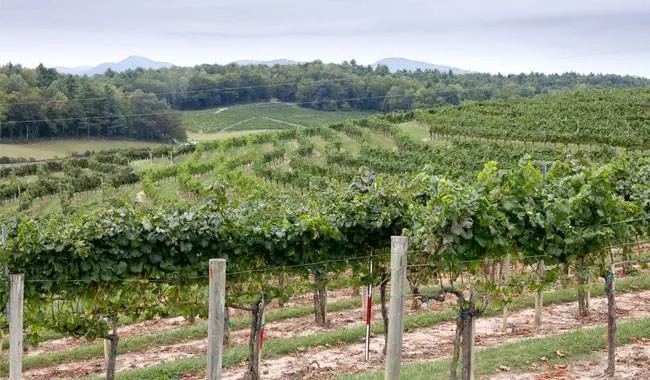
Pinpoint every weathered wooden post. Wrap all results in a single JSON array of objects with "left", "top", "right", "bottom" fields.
[
  {"left": 385, "top": 236, "right": 408, "bottom": 380},
  {"left": 208, "top": 259, "right": 227, "bottom": 379},
  {"left": 9, "top": 274, "right": 23, "bottom": 380}
]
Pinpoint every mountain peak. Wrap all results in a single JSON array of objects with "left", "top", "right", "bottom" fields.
[
  {"left": 372, "top": 57, "right": 469, "bottom": 74},
  {"left": 233, "top": 59, "right": 298, "bottom": 66},
  {"left": 55, "top": 56, "right": 174, "bottom": 76}
]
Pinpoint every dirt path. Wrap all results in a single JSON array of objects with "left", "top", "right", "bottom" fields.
[
  {"left": 23, "top": 286, "right": 650, "bottom": 379},
  {"left": 26, "top": 316, "right": 189, "bottom": 357},
  {"left": 24, "top": 285, "right": 360, "bottom": 358},
  {"left": 488, "top": 339, "right": 650, "bottom": 379},
  {"left": 221, "top": 117, "right": 257, "bottom": 131},
  {"left": 261, "top": 116, "right": 305, "bottom": 128},
  {"left": 28, "top": 288, "right": 649, "bottom": 379},
  {"left": 23, "top": 298, "right": 399, "bottom": 378},
  {"left": 213, "top": 289, "right": 650, "bottom": 380}
]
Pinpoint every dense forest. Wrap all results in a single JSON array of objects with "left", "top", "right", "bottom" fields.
[
  {"left": 0, "top": 64, "right": 184, "bottom": 142},
  {"left": 1, "top": 60, "right": 650, "bottom": 142},
  {"left": 109, "top": 60, "right": 650, "bottom": 111}
]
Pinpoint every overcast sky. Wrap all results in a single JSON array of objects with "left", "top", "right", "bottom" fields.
[{"left": 1, "top": 0, "right": 650, "bottom": 76}]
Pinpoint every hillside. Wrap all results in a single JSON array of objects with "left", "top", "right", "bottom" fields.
[
  {"left": 181, "top": 103, "right": 371, "bottom": 134},
  {"left": 417, "top": 88, "right": 650, "bottom": 147},
  {"left": 2, "top": 87, "right": 649, "bottom": 218},
  {"left": 372, "top": 57, "right": 470, "bottom": 73},
  {"left": 0, "top": 87, "right": 648, "bottom": 380},
  {"left": 5, "top": 62, "right": 650, "bottom": 147},
  {"left": 55, "top": 55, "right": 173, "bottom": 75}
]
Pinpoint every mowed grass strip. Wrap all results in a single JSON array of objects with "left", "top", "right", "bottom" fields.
[
  {"left": 340, "top": 314, "right": 650, "bottom": 379},
  {"left": 89, "top": 275, "right": 650, "bottom": 380}
]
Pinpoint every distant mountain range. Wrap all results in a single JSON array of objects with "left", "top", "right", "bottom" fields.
[
  {"left": 233, "top": 59, "right": 298, "bottom": 66},
  {"left": 233, "top": 58, "right": 470, "bottom": 73},
  {"left": 55, "top": 56, "right": 173, "bottom": 75},
  {"left": 372, "top": 58, "right": 470, "bottom": 74},
  {"left": 53, "top": 56, "right": 469, "bottom": 75}
]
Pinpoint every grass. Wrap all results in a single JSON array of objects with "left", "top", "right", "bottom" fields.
[
  {"left": 337, "top": 131, "right": 362, "bottom": 156},
  {"left": 340, "top": 317, "right": 650, "bottom": 380},
  {"left": 181, "top": 103, "right": 370, "bottom": 133},
  {"left": 82, "top": 274, "right": 650, "bottom": 379},
  {"left": 0, "top": 139, "right": 159, "bottom": 160},
  {"left": 3, "top": 294, "right": 367, "bottom": 375},
  {"left": 398, "top": 121, "right": 431, "bottom": 142},
  {"left": 15, "top": 274, "right": 650, "bottom": 376},
  {"left": 362, "top": 130, "right": 397, "bottom": 151},
  {"left": 186, "top": 130, "right": 280, "bottom": 142}
]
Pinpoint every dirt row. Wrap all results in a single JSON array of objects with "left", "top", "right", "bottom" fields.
[
  {"left": 31, "top": 260, "right": 647, "bottom": 358},
  {"left": 25, "top": 285, "right": 363, "bottom": 359},
  {"left": 23, "top": 292, "right": 425, "bottom": 378},
  {"left": 202, "top": 290, "right": 650, "bottom": 380},
  {"left": 25, "top": 289, "right": 650, "bottom": 379},
  {"left": 488, "top": 339, "right": 650, "bottom": 380}
]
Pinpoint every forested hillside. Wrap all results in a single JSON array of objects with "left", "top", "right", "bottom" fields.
[
  {"left": 2, "top": 61, "right": 650, "bottom": 144},
  {"left": 110, "top": 61, "right": 650, "bottom": 111},
  {"left": 0, "top": 64, "right": 184, "bottom": 142}
]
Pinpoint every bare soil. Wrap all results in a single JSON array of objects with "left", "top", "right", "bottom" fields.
[
  {"left": 23, "top": 284, "right": 361, "bottom": 358},
  {"left": 22, "top": 277, "right": 650, "bottom": 379},
  {"left": 39, "top": 289, "right": 645, "bottom": 380},
  {"left": 26, "top": 316, "right": 188, "bottom": 357},
  {"left": 487, "top": 339, "right": 650, "bottom": 379},
  {"left": 215, "top": 290, "right": 650, "bottom": 380}
]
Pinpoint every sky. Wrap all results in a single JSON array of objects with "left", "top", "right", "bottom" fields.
[{"left": 1, "top": 0, "right": 650, "bottom": 76}]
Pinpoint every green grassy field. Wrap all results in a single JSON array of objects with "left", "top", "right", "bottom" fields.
[
  {"left": 0, "top": 139, "right": 159, "bottom": 160},
  {"left": 181, "top": 103, "right": 371, "bottom": 133},
  {"left": 186, "top": 130, "right": 279, "bottom": 142}
]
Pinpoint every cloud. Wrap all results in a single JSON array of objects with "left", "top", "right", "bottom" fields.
[{"left": 1, "top": 0, "right": 649, "bottom": 75}]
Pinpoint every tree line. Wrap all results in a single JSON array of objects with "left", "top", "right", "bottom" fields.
[
  {"left": 0, "top": 64, "right": 185, "bottom": 142},
  {"left": 2, "top": 60, "right": 650, "bottom": 143},
  {"left": 108, "top": 60, "right": 650, "bottom": 112}
]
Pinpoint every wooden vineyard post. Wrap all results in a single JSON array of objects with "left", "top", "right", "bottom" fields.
[
  {"left": 9, "top": 274, "right": 24, "bottom": 380},
  {"left": 534, "top": 162, "right": 547, "bottom": 327},
  {"left": 207, "top": 259, "right": 227, "bottom": 380},
  {"left": 364, "top": 256, "right": 373, "bottom": 361},
  {"left": 605, "top": 263, "right": 616, "bottom": 376},
  {"left": 361, "top": 285, "right": 368, "bottom": 321},
  {"left": 385, "top": 236, "right": 408, "bottom": 380},
  {"left": 502, "top": 254, "right": 510, "bottom": 331},
  {"left": 1, "top": 224, "right": 6, "bottom": 355},
  {"left": 104, "top": 340, "right": 110, "bottom": 369},
  {"left": 258, "top": 294, "right": 265, "bottom": 373},
  {"left": 534, "top": 262, "right": 545, "bottom": 327}
]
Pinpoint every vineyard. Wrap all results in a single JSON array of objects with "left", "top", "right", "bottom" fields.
[
  {"left": 0, "top": 87, "right": 649, "bottom": 380},
  {"left": 181, "top": 103, "right": 371, "bottom": 134}
]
